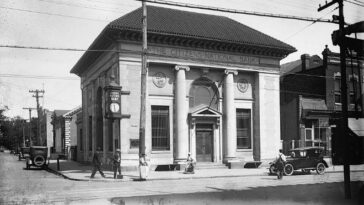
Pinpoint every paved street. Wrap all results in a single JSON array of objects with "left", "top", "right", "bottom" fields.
[{"left": 1, "top": 151, "right": 364, "bottom": 205}]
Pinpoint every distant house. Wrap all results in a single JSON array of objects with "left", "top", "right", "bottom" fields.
[
  {"left": 280, "top": 46, "right": 364, "bottom": 155},
  {"left": 39, "top": 109, "right": 54, "bottom": 156},
  {"left": 52, "top": 107, "right": 82, "bottom": 159},
  {"left": 52, "top": 110, "right": 70, "bottom": 154},
  {"left": 63, "top": 106, "right": 82, "bottom": 160}
]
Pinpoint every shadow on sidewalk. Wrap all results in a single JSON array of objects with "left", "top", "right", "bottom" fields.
[{"left": 111, "top": 181, "right": 364, "bottom": 205}]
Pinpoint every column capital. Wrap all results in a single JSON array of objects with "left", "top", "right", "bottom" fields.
[
  {"left": 224, "top": 69, "right": 238, "bottom": 75},
  {"left": 175, "top": 65, "right": 190, "bottom": 71}
]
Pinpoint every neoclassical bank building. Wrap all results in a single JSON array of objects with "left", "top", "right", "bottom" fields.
[{"left": 71, "top": 6, "right": 296, "bottom": 167}]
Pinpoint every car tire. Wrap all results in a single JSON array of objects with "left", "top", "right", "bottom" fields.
[
  {"left": 284, "top": 163, "right": 294, "bottom": 176},
  {"left": 269, "top": 165, "right": 277, "bottom": 175},
  {"left": 33, "top": 155, "right": 46, "bottom": 167},
  {"left": 316, "top": 162, "right": 326, "bottom": 175}
]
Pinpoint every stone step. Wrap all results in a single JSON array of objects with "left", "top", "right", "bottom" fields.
[{"left": 195, "top": 163, "right": 228, "bottom": 170}]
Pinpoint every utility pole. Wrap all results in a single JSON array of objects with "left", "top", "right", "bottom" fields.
[
  {"left": 318, "top": 0, "right": 351, "bottom": 199},
  {"left": 29, "top": 89, "right": 44, "bottom": 145},
  {"left": 22, "top": 107, "right": 36, "bottom": 147},
  {"left": 139, "top": 0, "right": 147, "bottom": 156}
]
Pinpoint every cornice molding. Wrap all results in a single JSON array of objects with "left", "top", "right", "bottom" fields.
[{"left": 109, "top": 29, "right": 290, "bottom": 58}]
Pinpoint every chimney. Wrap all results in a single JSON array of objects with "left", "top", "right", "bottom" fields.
[{"left": 301, "top": 54, "right": 310, "bottom": 71}]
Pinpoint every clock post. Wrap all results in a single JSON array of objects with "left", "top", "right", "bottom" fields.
[
  {"left": 104, "top": 75, "right": 122, "bottom": 119},
  {"left": 104, "top": 75, "right": 122, "bottom": 154}
]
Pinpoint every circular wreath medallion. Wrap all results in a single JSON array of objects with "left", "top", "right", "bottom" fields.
[
  {"left": 153, "top": 72, "right": 167, "bottom": 88},
  {"left": 237, "top": 78, "right": 249, "bottom": 93}
]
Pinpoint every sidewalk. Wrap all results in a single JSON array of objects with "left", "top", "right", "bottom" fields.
[{"left": 47, "top": 159, "right": 364, "bottom": 182}]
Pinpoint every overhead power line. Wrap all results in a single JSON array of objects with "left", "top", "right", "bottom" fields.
[
  {"left": 345, "top": 0, "right": 364, "bottom": 7},
  {"left": 0, "top": 6, "right": 110, "bottom": 22},
  {"left": 135, "top": 0, "right": 336, "bottom": 23},
  {"left": 0, "top": 74, "right": 78, "bottom": 81}
]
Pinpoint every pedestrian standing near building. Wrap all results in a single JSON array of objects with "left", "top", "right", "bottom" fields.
[
  {"left": 113, "top": 149, "right": 122, "bottom": 179},
  {"left": 139, "top": 153, "right": 148, "bottom": 180},
  {"left": 90, "top": 147, "right": 105, "bottom": 178},
  {"left": 276, "top": 149, "right": 286, "bottom": 180},
  {"left": 184, "top": 152, "right": 195, "bottom": 174}
]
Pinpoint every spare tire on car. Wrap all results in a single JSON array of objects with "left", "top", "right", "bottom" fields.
[{"left": 33, "top": 155, "right": 46, "bottom": 167}]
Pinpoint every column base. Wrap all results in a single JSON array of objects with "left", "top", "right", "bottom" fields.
[
  {"left": 174, "top": 159, "right": 187, "bottom": 171},
  {"left": 223, "top": 157, "right": 244, "bottom": 169}
]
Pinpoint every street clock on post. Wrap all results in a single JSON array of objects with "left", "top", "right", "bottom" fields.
[{"left": 104, "top": 75, "right": 122, "bottom": 119}]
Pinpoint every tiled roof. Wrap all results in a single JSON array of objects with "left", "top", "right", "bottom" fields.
[
  {"left": 108, "top": 6, "right": 295, "bottom": 51},
  {"left": 53, "top": 110, "right": 70, "bottom": 117}
]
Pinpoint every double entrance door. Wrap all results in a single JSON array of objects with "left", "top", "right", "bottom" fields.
[{"left": 196, "top": 124, "right": 213, "bottom": 162}]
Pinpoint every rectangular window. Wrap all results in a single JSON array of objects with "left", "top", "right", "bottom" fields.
[
  {"left": 88, "top": 116, "right": 92, "bottom": 151},
  {"left": 151, "top": 106, "right": 170, "bottom": 151},
  {"left": 334, "top": 77, "right": 341, "bottom": 104},
  {"left": 79, "top": 128, "right": 83, "bottom": 151},
  {"left": 236, "top": 109, "right": 251, "bottom": 149}
]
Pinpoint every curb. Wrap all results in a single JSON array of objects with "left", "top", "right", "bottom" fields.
[
  {"left": 46, "top": 166, "right": 364, "bottom": 182},
  {"left": 46, "top": 167, "right": 90, "bottom": 182}
]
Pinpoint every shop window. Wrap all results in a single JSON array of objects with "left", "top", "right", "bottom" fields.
[
  {"left": 334, "top": 77, "right": 341, "bottom": 104},
  {"left": 151, "top": 106, "right": 170, "bottom": 151},
  {"left": 236, "top": 109, "right": 251, "bottom": 149}
]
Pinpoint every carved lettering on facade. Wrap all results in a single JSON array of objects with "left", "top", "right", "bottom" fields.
[{"left": 148, "top": 46, "right": 260, "bottom": 65}]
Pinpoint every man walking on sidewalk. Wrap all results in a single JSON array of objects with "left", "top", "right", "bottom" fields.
[
  {"left": 276, "top": 149, "right": 286, "bottom": 180},
  {"left": 90, "top": 147, "right": 105, "bottom": 178}
]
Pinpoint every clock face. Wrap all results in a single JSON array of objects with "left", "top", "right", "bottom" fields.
[{"left": 109, "top": 103, "right": 120, "bottom": 113}]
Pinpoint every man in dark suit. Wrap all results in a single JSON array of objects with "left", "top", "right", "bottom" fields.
[{"left": 90, "top": 147, "right": 105, "bottom": 178}]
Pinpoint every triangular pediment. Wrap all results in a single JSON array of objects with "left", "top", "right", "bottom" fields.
[{"left": 189, "top": 105, "right": 221, "bottom": 117}]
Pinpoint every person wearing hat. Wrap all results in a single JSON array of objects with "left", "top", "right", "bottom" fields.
[
  {"left": 90, "top": 147, "right": 105, "bottom": 178},
  {"left": 185, "top": 152, "right": 195, "bottom": 174},
  {"left": 112, "top": 149, "right": 122, "bottom": 179}
]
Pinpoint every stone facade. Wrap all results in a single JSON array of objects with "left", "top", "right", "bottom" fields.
[{"left": 71, "top": 6, "right": 295, "bottom": 167}]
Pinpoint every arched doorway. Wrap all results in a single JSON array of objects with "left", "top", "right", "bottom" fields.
[{"left": 189, "top": 77, "right": 220, "bottom": 162}]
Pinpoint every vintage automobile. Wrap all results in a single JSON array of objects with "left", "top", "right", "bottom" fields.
[
  {"left": 25, "top": 146, "right": 49, "bottom": 169},
  {"left": 18, "top": 147, "right": 30, "bottom": 160},
  {"left": 269, "top": 147, "right": 329, "bottom": 175}
]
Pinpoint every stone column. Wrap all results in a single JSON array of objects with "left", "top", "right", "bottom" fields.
[
  {"left": 175, "top": 65, "right": 190, "bottom": 162},
  {"left": 223, "top": 69, "right": 237, "bottom": 162}
]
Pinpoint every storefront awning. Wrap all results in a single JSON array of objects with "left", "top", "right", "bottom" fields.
[
  {"left": 301, "top": 98, "right": 331, "bottom": 119},
  {"left": 301, "top": 98, "right": 328, "bottom": 110}
]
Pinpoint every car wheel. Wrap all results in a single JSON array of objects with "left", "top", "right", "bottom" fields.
[
  {"left": 284, "top": 164, "right": 294, "bottom": 176},
  {"left": 316, "top": 162, "right": 326, "bottom": 175},
  {"left": 269, "top": 165, "right": 277, "bottom": 175},
  {"left": 302, "top": 169, "right": 311, "bottom": 174},
  {"left": 33, "top": 155, "right": 46, "bottom": 167}
]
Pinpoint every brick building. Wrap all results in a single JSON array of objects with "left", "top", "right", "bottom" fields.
[
  {"left": 71, "top": 6, "right": 295, "bottom": 167},
  {"left": 281, "top": 46, "right": 364, "bottom": 155}
]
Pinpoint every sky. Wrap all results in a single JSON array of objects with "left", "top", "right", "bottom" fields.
[{"left": 0, "top": 0, "right": 363, "bottom": 119}]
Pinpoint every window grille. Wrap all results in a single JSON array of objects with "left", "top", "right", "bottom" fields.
[
  {"left": 236, "top": 109, "right": 251, "bottom": 149},
  {"left": 151, "top": 106, "right": 170, "bottom": 151}
]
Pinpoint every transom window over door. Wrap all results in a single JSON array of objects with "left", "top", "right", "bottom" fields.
[
  {"left": 151, "top": 106, "right": 170, "bottom": 151},
  {"left": 236, "top": 109, "right": 252, "bottom": 149},
  {"left": 189, "top": 77, "right": 219, "bottom": 110}
]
